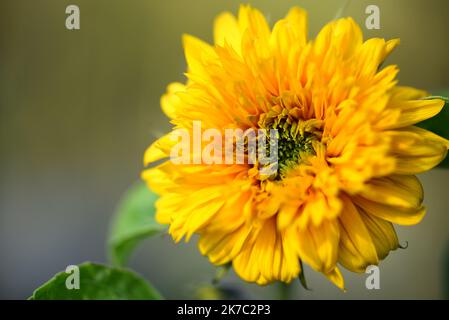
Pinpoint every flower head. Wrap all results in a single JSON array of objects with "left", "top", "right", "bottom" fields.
[{"left": 142, "top": 5, "right": 448, "bottom": 289}]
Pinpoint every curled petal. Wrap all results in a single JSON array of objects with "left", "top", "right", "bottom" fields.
[{"left": 338, "top": 196, "right": 378, "bottom": 273}]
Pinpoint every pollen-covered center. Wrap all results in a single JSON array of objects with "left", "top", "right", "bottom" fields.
[
  {"left": 276, "top": 128, "right": 315, "bottom": 174},
  {"left": 258, "top": 110, "right": 323, "bottom": 180}
]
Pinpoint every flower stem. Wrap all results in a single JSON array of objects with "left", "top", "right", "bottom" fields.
[{"left": 278, "top": 282, "right": 294, "bottom": 300}]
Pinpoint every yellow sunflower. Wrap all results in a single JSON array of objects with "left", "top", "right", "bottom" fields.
[{"left": 142, "top": 5, "right": 449, "bottom": 289}]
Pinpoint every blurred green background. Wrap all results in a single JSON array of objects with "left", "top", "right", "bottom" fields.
[{"left": 1, "top": 0, "right": 449, "bottom": 299}]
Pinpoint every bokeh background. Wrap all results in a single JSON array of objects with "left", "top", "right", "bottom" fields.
[{"left": 1, "top": 0, "right": 449, "bottom": 299}]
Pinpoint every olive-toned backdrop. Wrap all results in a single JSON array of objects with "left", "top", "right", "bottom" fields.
[{"left": 1, "top": 0, "right": 448, "bottom": 299}]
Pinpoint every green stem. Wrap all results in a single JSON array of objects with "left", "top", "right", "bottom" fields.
[{"left": 278, "top": 282, "right": 294, "bottom": 300}]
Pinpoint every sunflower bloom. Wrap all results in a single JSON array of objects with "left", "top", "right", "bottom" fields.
[{"left": 142, "top": 5, "right": 448, "bottom": 289}]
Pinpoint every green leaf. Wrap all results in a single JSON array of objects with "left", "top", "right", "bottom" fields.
[
  {"left": 108, "top": 182, "right": 166, "bottom": 267},
  {"left": 417, "top": 90, "right": 449, "bottom": 168},
  {"left": 29, "top": 262, "right": 162, "bottom": 300},
  {"left": 298, "top": 260, "right": 311, "bottom": 291}
]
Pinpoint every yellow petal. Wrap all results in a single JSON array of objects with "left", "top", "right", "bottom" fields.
[
  {"left": 359, "top": 211, "right": 399, "bottom": 260},
  {"left": 199, "top": 225, "right": 251, "bottom": 265},
  {"left": 255, "top": 219, "right": 277, "bottom": 281},
  {"left": 300, "top": 191, "right": 342, "bottom": 228},
  {"left": 353, "top": 195, "right": 426, "bottom": 226},
  {"left": 277, "top": 202, "right": 300, "bottom": 230},
  {"left": 233, "top": 240, "right": 262, "bottom": 283},
  {"left": 313, "top": 17, "right": 363, "bottom": 58},
  {"left": 280, "top": 230, "right": 302, "bottom": 282},
  {"left": 293, "top": 220, "right": 340, "bottom": 274},
  {"left": 206, "top": 191, "right": 252, "bottom": 233},
  {"left": 232, "top": 217, "right": 303, "bottom": 284},
  {"left": 396, "top": 153, "right": 447, "bottom": 174},
  {"left": 165, "top": 186, "right": 226, "bottom": 242},
  {"left": 183, "top": 34, "right": 217, "bottom": 75},
  {"left": 324, "top": 267, "right": 345, "bottom": 291},
  {"left": 385, "top": 38, "right": 400, "bottom": 57},
  {"left": 270, "top": 7, "right": 307, "bottom": 54},
  {"left": 141, "top": 162, "right": 176, "bottom": 194},
  {"left": 284, "top": 7, "right": 308, "bottom": 45},
  {"left": 153, "top": 192, "right": 186, "bottom": 224},
  {"left": 389, "top": 86, "right": 428, "bottom": 101},
  {"left": 237, "top": 5, "right": 270, "bottom": 41},
  {"left": 183, "top": 199, "right": 225, "bottom": 241},
  {"left": 405, "top": 126, "right": 449, "bottom": 149},
  {"left": 355, "top": 38, "right": 399, "bottom": 77},
  {"left": 388, "top": 128, "right": 447, "bottom": 157},
  {"left": 214, "top": 12, "right": 242, "bottom": 52},
  {"left": 338, "top": 197, "right": 378, "bottom": 272},
  {"left": 387, "top": 127, "right": 448, "bottom": 174},
  {"left": 358, "top": 175, "right": 423, "bottom": 209},
  {"left": 143, "top": 132, "right": 179, "bottom": 165},
  {"left": 386, "top": 99, "right": 445, "bottom": 129},
  {"left": 160, "top": 82, "right": 186, "bottom": 119}
]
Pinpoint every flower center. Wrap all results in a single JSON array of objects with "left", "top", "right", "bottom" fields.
[
  {"left": 276, "top": 128, "right": 315, "bottom": 177},
  {"left": 258, "top": 113, "right": 323, "bottom": 181}
]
